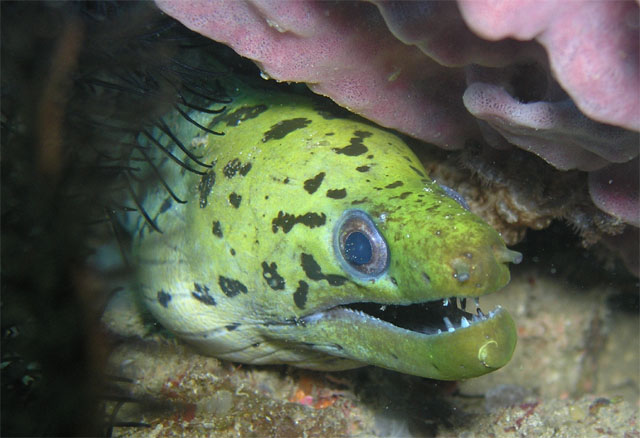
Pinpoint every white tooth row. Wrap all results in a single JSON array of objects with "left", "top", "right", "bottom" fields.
[{"left": 437, "top": 307, "right": 498, "bottom": 334}]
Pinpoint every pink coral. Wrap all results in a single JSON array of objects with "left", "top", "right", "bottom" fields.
[{"left": 154, "top": 0, "right": 639, "bottom": 229}]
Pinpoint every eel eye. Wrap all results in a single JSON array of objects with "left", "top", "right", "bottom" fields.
[
  {"left": 344, "top": 232, "right": 372, "bottom": 265},
  {"left": 334, "top": 210, "right": 389, "bottom": 279}
]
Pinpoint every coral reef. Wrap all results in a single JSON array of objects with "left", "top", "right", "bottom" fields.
[{"left": 155, "top": 0, "right": 639, "bottom": 259}]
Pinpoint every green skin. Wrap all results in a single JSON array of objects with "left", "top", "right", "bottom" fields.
[{"left": 129, "top": 85, "right": 519, "bottom": 380}]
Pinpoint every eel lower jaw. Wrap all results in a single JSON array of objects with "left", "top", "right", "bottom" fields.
[
  {"left": 272, "top": 295, "right": 517, "bottom": 379},
  {"left": 299, "top": 296, "right": 499, "bottom": 337}
]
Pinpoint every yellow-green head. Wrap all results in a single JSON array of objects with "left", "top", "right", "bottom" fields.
[{"left": 127, "top": 86, "right": 521, "bottom": 380}]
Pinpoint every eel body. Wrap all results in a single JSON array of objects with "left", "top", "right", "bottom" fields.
[{"left": 125, "top": 83, "right": 521, "bottom": 380}]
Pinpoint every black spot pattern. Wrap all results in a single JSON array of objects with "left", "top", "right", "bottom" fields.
[
  {"left": 219, "top": 276, "right": 248, "bottom": 297},
  {"left": 262, "top": 118, "right": 312, "bottom": 142},
  {"left": 390, "top": 192, "right": 412, "bottom": 200},
  {"left": 262, "top": 261, "right": 286, "bottom": 290},
  {"left": 272, "top": 211, "right": 326, "bottom": 233},
  {"left": 303, "top": 172, "right": 325, "bottom": 194},
  {"left": 326, "top": 274, "right": 349, "bottom": 287},
  {"left": 157, "top": 290, "right": 172, "bottom": 308},
  {"left": 326, "top": 188, "right": 347, "bottom": 199},
  {"left": 351, "top": 198, "right": 369, "bottom": 205},
  {"left": 212, "top": 220, "right": 223, "bottom": 238},
  {"left": 223, "top": 158, "right": 252, "bottom": 178},
  {"left": 356, "top": 165, "right": 370, "bottom": 172},
  {"left": 385, "top": 181, "right": 404, "bottom": 189},
  {"left": 225, "top": 323, "right": 240, "bottom": 331},
  {"left": 224, "top": 159, "right": 241, "bottom": 177},
  {"left": 301, "top": 253, "right": 324, "bottom": 280},
  {"left": 192, "top": 283, "right": 216, "bottom": 306},
  {"left": 301, "top": 253, "right": 348, "bottom": 286},
  {"left": 293, "top": 281, "right": 309, "bottom": 309},
  {"left": 410, "top": 165, "right": 426, "bottom": 178},
  {"left": 209, "top": 104, "right": 268, "bottom": 128},
  {"left": 332, "top": 130, "right": 372, "bottom": 156},
  {"left": 198, "top": 170, "right": 216, "bottom": 208},
  {"left": 159, "top": 198, "right": 173, "bottom": 213},
  {"left": 240, "top": 164, "right": 252, "bottom": 176},
  {"left": 312, "top": 98, "right": 354, "bottom": 119},
  {"left": 229, "top": 193, "right": 242, "bottom": 208}
]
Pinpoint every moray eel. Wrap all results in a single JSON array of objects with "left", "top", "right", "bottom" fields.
[{"left": 125, "top": 83, "right": 521, "bottom": 380}]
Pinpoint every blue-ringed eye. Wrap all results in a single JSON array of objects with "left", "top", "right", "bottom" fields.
[{"left": 334, "top": 210, "right": 389, "bottom": 279}]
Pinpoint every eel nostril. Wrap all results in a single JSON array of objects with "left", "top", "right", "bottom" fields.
[
  {"left": 494, "top": 247, "right": 523, "bottom": 265},
  {"left": 451, "top": 259, "right": 471, "bottom": 283},
  {"left": 494, "top": 247, "right": 522, "bottom": 265}
]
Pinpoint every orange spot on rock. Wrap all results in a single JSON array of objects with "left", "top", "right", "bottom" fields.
[
  {"left": 313, "top": 396, "right": 337, "bottom": 409},
  {"left": 290, "top": 375, "right": 315, "bottom": 403}
]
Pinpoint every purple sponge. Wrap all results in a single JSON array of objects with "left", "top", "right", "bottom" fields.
[{"left": 155, "top": 0, "right": 639, "bottom": 229}]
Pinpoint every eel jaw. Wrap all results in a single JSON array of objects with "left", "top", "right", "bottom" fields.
[
  {"left": 329, "top": 297, "right": 497, "bottom": 336},
  {"left": 301, "top": 296, "right": 500, "bottom": 337},
  {"left": 287, "top": 297, "right": 517, "bottom": 380}
]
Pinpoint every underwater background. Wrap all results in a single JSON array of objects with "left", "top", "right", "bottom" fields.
[{"left": 1, "top": 1, "right": 638, "bottom": 437}]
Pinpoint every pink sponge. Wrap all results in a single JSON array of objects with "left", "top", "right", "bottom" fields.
[
  {"left": 462, "top": 82, "right": 638, "bottom": 172},
  {"left": 457, "top": 0, "right": 639, "bottom": 131},
  {"left": 154, "top": 0, "right": 639, "bottom": 229},
  {"left": 155, "top": 0, "right": 478, "bottom": 150},
  {"left": 589, "top": 158, "right": 639, "bottom": 228}
]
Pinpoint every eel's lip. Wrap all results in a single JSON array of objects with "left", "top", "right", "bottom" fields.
[{"left": 299, "top": 296, "right": 498, "bottom": 337}]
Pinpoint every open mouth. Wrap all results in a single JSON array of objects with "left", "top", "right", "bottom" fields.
[
  {"left": 300, "top": 297, "right": 498, "bottom": 335},
  {"left": 272, "top": 291, "right": 516, "bottom": 380}
]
